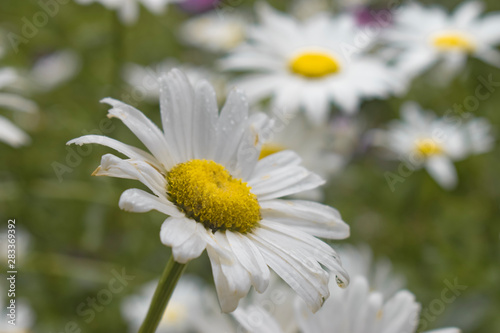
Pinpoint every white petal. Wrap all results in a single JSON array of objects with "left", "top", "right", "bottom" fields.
[
  {"left": 206, "top": 242, "right": 251, "bottom": 312},
  {"left": 260, "top": 199, "right": 349, "bottom": 239},
  {"left": 0, "top": 115, "right": 30, "bottom": 147},
  {"left": 159, "top": 69, "right": 195, "bottom": 163},
  {"left": 192, "top": 80, "right": 218, "bottom": 160},
  {"left": 160, "top": 217, "right": 207, "bottom": 263},
  {"left": 226, "top": 231, "right": 270, "bottom": 293},
  {"left": 94, "top": 154, "right": 167, "bottom": 197},
  {"left": 102, "top": 97, "right": 175, "bottom": 169},
  {"left": 248, "top": 227, "right": 331, "bottom": 312},
  {"left": 0, "top": 93, "right": 38, "bottom": 113},
  {"left": 425, "top": 156, "right": 458, "bottom": 190},
  {"left": 67, "top": 135, "right": 159, "bottom": 167},
  {"left": 214, "top": 88, "right": 250, "bottom": 174},
  {"left": 118, "top": 188, "right": 182, "bottom": 217}
]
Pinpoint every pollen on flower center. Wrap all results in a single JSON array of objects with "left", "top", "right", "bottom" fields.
[
  {"left": 432, "top": 31, "right": 475, "bottom": 52},
  {"left": 415, "top": 139, "right": 443, "bottom": 157},
  {"left": 259, "top": 143, "right": 286, "bottom": 159},
  {"left": 167, "top": 159, "right": 261, "bottom": 233},
  {"left": 289, "top": 51, "right": 341, "bottom": 78}
]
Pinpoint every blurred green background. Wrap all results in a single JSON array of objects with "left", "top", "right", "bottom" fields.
[{"left": 0, "top": 0, "right": 499, "bottom": 332}]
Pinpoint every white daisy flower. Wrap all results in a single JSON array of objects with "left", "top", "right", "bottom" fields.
[
  {"left": 122, "top": 59, "right": 226, "bottom": 104},
  {"left": 68, "top": 68, "right": 350, "bottom": 313},
  {"left": 295, "top": 276, "right": 460, "bottom": 333},
  {"left": 74, "top": 0, "right": 181, "bottom": 25},
  {"left": 122, "top": 276, "right": 234, "bottom": 332},
  {"left": 257, "top": 112, "right": 346, "bottom": 201},
  {"left": 0, "top": 66, "right": 37, "bottom": 147},
  {"left": 336, "top": 244, "right": 405, "bottom": 298},
  {"left": 383, "top": 1, "right": 500, "bottom": 80},
  {"left": 234, "top": 254, "right": 458, "bottom": 333},
  {"left": 376, "top": 102, "right": 494, "bottom": 190},
  {"left": 221, "top": 3, "right": 403, "bottom": 124},
  {"left": 178, "top": 11, "right": 247, "bottom": 53}
]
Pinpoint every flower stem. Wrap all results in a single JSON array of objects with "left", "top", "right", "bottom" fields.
[{"left": 138, "top": 256, "right": 187, "bottom": 333}]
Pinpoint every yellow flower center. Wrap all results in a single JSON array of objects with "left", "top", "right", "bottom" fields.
[
  {"left": 415, "top": 139, "right": 443, "bottom": 157},
  {"left": 259, "top": 143, "right": 286, "bottom": 159},
  {"left": 289, "top": 52, "right": 341, "bottom": 78},
  {"left": 167, "top": 159, "right": 261, "bottom": 233},
  {"left": 161, "top": 302, "right": 187, "bottom": 325},
  {"left": 432, "top": 31, "right": 475, "bottom": 52}
]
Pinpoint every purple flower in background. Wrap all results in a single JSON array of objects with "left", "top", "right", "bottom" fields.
[
  {"left": 353, "top": 6, "right": 394, "bottom": 27},
  {"left": 178, "top": 0, "right": 220, "bottom": 13}
]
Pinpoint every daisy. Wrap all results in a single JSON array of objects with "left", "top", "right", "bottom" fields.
[
  {"left": 234, "top": 268, "right": 459, "bottom": 333},
  {"left": 382, "top": 1, "right": 500, "bottom": 80},
  {"left": 256, "top": 112, "right": 345, "bottom": 201},
  {"left": 74, "top": 0, "right": 181, "bottom": 25},
  {"left": 178, "top": 11, "right": 247, "bottom": 53},
  {"left": 122, "top": 59, "right": 226, "bottom": 104},
  {"left": 336, "top": 244, "right": 405, "bottom": 298},
  {"left": 122, "top": 276, "right": 234, "bottom": 332},
  {"left": 295, "top": 276, "right": 460, "bottom": 333},
  {"left": 376, "top": 102, "right": 494, "bottom": 190},
  {"left": 67, "top": 69, "right": 350, "bottom": 315},
  {"left": 221, "top": 3, "right": 403, "bottom": 124},
  {"left": 0, "top": 66, "right": 37, "bottom": 147}
]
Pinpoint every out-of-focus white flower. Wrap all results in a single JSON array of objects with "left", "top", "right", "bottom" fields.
[
  {"left": 179, "top": 12, "right": 247, "bottom": 53},
  {"left": 122, "top": 276, "right": 234, "bottom": 332},
  {"left": 235, "top": 264, "right": 458, "bottom": 333},
  {"left": 221, "top": 3, "right": 403, "bottom": 124},
  {"left": 74, "top": 0, "right": 182, "bottom": 25},
  {"left": 232, "top": 274, "right": 298, "bottom": 333},
  {"left": 122, "top": 60, "right": 226, "bottom": 103},
  {"left": 0, "top": 228, "right": 31, "bottom": 266},
  {"left": 0, "top": 283, "right": 35, "bottom": 332},
  {"left": 376, "top": 102, "right": 494, "bottom": 190},
  {"left": 13, "top": 50, "right": 81, "bottom": 93},
  {"left": 68, "top": 68, "right": 350, "bottom": 313},
  {"left": 295, "top": 276, "right": 460, "bottom": 333},
  {"left": 0, "top": 64, "right": 37, "bottom": 147},
  {"left": 335, "top": 244, "right": 405, "bottom": 298},
  {"left": 383, "top": 1, "right": 500, "bottom": 81},
  {"left": 256, "top": 112, "right": 346, "bottom": 201}
]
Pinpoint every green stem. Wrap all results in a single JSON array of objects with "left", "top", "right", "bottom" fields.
[{"left": 138, "top": 256, "right": 187, "bottom": 333}]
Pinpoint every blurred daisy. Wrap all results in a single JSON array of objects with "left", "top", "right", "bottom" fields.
[
  {"left": 68, "top": 69, "right": 350, "bottom": 312},
  {"left": 122, "top": 276, "right": 234, "bottom": 332},
  {"left": 234, "top": 254, "right": 458, "bottom": 333},
  {"left": 295, "top": 276, "right": 460, "bottom": 333},
  {"left": 122, "top": 60, "right": 226, "bottom": 103},
  {"left": 257, "top": 112, "right": 345, "bottom": 200},
  {"left": 383, "top": 1, "right": 500, "bottom": 80},
  {"left": 179, "top": 12, "right": 246, "bottom": 53},
  {"left": 0, "top": 66, "right": 37, "bottom": 147},
  {"left": 221, "top": 3, "right": 403, "bottom": 124},
  {"left": 376, "top": 102, "right": 494, "bottom": 190},
  {"left": 336, "top": 244, "right": 405, "bottom": 298},
  {"left": 74, "top": 0, "right": 181, "bottom": 25}
]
